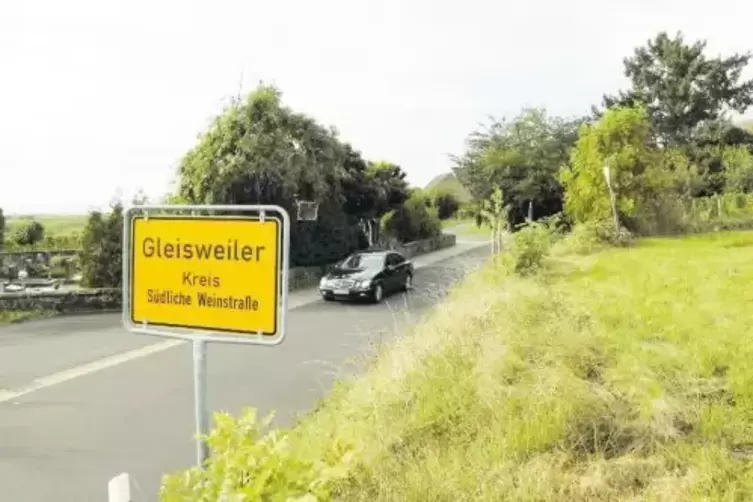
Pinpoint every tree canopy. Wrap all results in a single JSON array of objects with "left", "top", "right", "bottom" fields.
[
  {"left": 13, "top": 220, "right": 45, "bottom": 248},
  {"left": 599, "top": 31, "right": 753, "bottom": 147},
  {"left": 175, "top": 84, "right": 415, "bottom": 266},
  {"left": 452, "top": 107, "right": 583, "bottom": 227},
  {"left": 448, "top": 31, "right": 753, "bottom": 235}
]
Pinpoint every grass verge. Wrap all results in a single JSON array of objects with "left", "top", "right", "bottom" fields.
[
  {"left": 0, "top": 309, "right": 56, "bottom": 325},
  {"left": 161, "top": 229, "right": 753, "bottom": 501}
]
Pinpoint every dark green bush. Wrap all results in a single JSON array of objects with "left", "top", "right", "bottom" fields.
[
  {"left": 504, "top": 221, "right": 553, "bottom": 275},
  {"left": 290, "top": 203, "right": 366, "bottom": 267},
  {"left": 433, "top": 192, "right": 460, "bottom": 220},
  {"left": 381, "top": 193, "right": 442, "bottom": 243}
]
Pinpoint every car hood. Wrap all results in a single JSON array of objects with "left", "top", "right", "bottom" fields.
[{"left": 326, "top": 268, "right": 377, "bottom": 281}]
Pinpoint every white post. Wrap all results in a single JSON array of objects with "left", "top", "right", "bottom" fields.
[{"left": 108, "top": 473, "right": 132, "bottom": 502}]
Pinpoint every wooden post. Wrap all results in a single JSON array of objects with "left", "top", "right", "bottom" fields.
[
  {"left": 717, "top": 195, "right": 723, "bottom": 219},
  {"left": 603, "top": 161, "right": 620, "bottom": 233}
]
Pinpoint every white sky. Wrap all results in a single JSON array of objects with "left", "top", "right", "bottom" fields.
[{"left": 1, "top": 0, "right": 752, "bottom": 215}]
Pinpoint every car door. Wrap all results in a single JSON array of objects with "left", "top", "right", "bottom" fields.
[
  {"left": 381, "top": 254, "right": 399, "bottom": 293},
  {"left": 387, "top": 252, "right": 407, "bottom": 292}
]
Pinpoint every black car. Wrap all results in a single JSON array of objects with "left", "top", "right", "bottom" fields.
[{"left": 319, "top": 250, "right": 414, "bottom": 303}]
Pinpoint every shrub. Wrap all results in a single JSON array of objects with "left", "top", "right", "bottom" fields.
[
  {"left": 503, "top": 221, "right": 553, "bottom": 275},
  {"left": 159, "top": 409, "right": 354, "bottom": 501},
  {"left": 433, "top": 192, "right": 460, "bottom": 220},
  {"left": 48, "top": 255, "right": 74, "bottom": 278},
  {"left": 13, "top": 220, "right": 46, "bottom": 248},
  {"left": 457, "top": 202, "right": 478, "bottom": 220},
  {"left": 80, "top": 204, "right": 123, "bottom": 288},
  {"left": 380, "top": 193, "right": 442, "bottom": 243},
  {"left": 557, "top": 219, "right": 634, "bottom": 255},
  {"left": 25, "top": 261, "right": 49, "bottom": 278}
]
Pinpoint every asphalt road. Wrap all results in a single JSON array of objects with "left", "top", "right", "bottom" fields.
[{"left": 0, "top": 244, "right": 489, "bottom": 502}]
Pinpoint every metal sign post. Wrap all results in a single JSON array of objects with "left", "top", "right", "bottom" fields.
[
  {"left": 121, "top": 204, "right": 290, "bottom": 467},
  {"left": 193, "top": 338, "right": 209, "bottom": 465}
]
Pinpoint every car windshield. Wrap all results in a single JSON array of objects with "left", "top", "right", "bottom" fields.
[{"left": 340, "top": 253, "right": 384, "bottom": 270}]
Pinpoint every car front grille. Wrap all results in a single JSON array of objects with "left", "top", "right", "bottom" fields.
[{"left": 332, "top": 279, "right": 355, "bottom": 288}]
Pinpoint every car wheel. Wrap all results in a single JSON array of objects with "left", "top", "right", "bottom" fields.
[
  {"left": 372, "top": 284, "right": 384, "bottom": 304},
  {"left": 403, "top": 273, "right": 413, "bottom": 291},
  {"left": 323, "top": 295, "right": 335, "bottom": 302}
]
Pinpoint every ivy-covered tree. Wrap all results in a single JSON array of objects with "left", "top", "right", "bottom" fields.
[
  {"left": 599, "top": 31, "right": 753, "bottom": 147},
  {"left": 178, "top": 85, "right": 343, "bottom": 209},
  {"left": 175, "top": 84, "right": 414, "bottom": 264}
]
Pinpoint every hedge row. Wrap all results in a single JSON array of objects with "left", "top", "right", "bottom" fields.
[{"left": 0, "top": 235, "right": 456, "bottom": 315}]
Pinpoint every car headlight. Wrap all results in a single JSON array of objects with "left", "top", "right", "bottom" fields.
[
  {"left": 357, "top": 279, "right": 371, "bottom": 289},
  {"left": 319, "top": 277, "right": 329, "bottom": 288}
]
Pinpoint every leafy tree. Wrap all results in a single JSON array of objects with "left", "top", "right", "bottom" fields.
[
  {"left": 339, "top": 151, "right": 409, "bottom": 219},
  {"left": 453, "top": 107, "right": 583, "bottom": 227},
  {"left": 14, "top": 220, "right": 45, "bottom": 248},
  {"left": 479, "top": 187, "right": 510, "bottom": 253},
  {"left": 599, "top": 31, "right": 753, "bottom": 147},
  {"left": 176, "top": 85, "right": 359, "bottom": 265},
  {"left": 339, "top": 144, "right": 378, "bottom": 219},
  {"left": 366, "top": 161, "right": 411, "bottom": 216},
  {"left": 174, "top": 84, "right": 417, "bottom": 265},
  {"left": 178, "top": 85, "right": 344, "bottom": 209},
  {"left": 80, "top": 202, "right": 123, "bottom": 288},
  {"left": 560, "top": 105, "right": 689, "bottom": 234},
  {"left": 722, "top": 145, "right": 753, "bottom": 193}
]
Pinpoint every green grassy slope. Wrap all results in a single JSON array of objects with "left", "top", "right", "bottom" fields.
[{"left": 161, "top": 229, "right": 753, "bottom": 501}]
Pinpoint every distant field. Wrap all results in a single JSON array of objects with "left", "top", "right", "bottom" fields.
[{"left": 6, "top": 214, "right": 88, "bottom": 237}]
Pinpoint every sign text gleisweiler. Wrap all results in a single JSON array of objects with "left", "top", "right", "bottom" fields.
[{"left": 130, "top": 216, "right": 280, "bottom": 335}]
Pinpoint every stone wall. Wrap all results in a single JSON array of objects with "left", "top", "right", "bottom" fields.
[
  {"left": 0, "top": 289, "right": 122, "bottom": 314},
  {"left": 0, "top": 234, "right": 457, "bottom": 316}
]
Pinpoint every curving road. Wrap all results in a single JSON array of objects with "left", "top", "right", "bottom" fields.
[{"left": 0, "top": 241, "right": 489, "bottom": 502}]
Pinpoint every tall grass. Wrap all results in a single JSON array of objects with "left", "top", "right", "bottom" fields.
[{"left": 161, "top": 229, "right": 753, "bottom": 501}]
